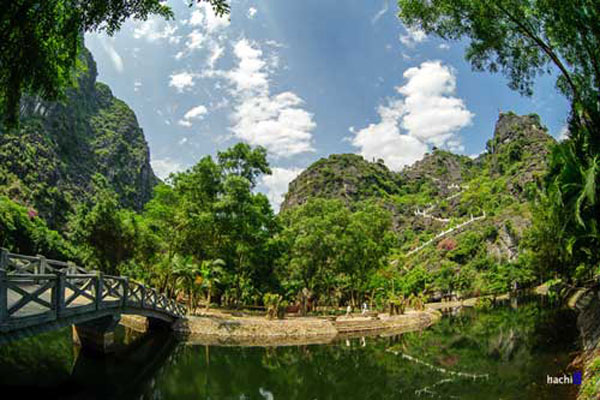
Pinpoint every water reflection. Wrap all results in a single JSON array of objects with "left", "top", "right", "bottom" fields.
[{"left": 0, "top": 298, "right": 581, "bottom": 400}]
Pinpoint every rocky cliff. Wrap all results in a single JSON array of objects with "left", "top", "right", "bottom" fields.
[{"left": 0, "top": 47, "right": 157, "bottom": 227}]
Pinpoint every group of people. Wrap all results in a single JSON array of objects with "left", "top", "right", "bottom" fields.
[{"left": 345, "top": 303, "right": 370, "bottom": 316}]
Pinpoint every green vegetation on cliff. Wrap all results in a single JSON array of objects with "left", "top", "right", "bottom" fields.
[{"left": 0, "top": 48, "right": 157, "bottom": 228}]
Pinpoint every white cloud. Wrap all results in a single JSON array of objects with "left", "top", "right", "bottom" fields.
[
  {"left": 224, "top": 39, "right": 316, "bottom": 157},
  {"left": 207, "top": 42, "right": 225, "bottom": 68},
  {"left": 439, "top": 43, "right": 450, "bottom": 50},
  {"left": 184, "top": 105, "right": 208, "bottom": 120},
  {"left": 400, "top": 25, "right": 427, "bottom": 47},
  {"left": 351, "top": 103, "right": 428, "bottom": 170},
  {"left": 189, "top": 3, "right": 230, "bottom": 33},
  {"left": 260, "top": 167, "right": 303, "bottom": 211},
  {"left": 133, "top": 17, "right": 180, "bottom": 44},
  {"left": 151, "top": 158, "right": 185, "bottom": 180},
  {"left": 265, "top": 40, "right": 286, "bottom": 49},
  {"left": 185, "top": 30, "right": 206, "bottom": 51},
  {"left": 247, "top": 7, "right": 258, "bottom": 19},
  {"left": 558, "top": 125, "right": 569, "bottom": 141},
  {"left": 134, "top": 80, "right": 142, "bottom": 92},
  {"left": 178, "top": 105, "right": 208, "bottom": 127},
  {"left": 169, "top": 72, "right": 197, "bottom": 92},
  {"left": 398, "top": 61, "right": 474, "bottom": 146},
  {"left": 176, "top": 4, "right": 229, "bottom": 65},
  {"left": 352, "top": 61, "right": 473, "bottom": 171},
  {"left": 99, "top": 38, "right": 123, "bottom": 73}
]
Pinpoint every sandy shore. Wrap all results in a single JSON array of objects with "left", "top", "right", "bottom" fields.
[
  {"left": 122, "top": 294, "right": 521, "bottom": 347},
  {"left": 171, "top": 308, "right": 441, "bottom": 347}
]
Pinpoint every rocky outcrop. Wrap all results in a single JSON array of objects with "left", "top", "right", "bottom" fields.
[
  {"left": 569, "top": 288, "right": 600, "bottom": 399},
  {"left": 281, "top": 154, "right": 402, "bottom": 211},
  {"left": 485, "top": 112, "right": 555, "bottom": 197},
  {"left": 0, "top": 47, "right": 157, "bottom": 226},
  {"left": 280, "top": 113, "right": 556, "bottom": 278},
  {"left": 401, "top": 150, "right": 474, "bottom": 196}
]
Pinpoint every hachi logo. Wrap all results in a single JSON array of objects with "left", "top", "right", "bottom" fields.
[{"left": 547, "top": 371, "right": 582, "bottom": 385}]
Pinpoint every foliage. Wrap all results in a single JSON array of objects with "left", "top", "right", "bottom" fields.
[
  {"left": 407, "top": 292, "right": 426, "bottom": 311},
  {"left": 397, "top": 0, "right": 599, "bottom": 106},
  {"left": 0, "top": 0, "right": 230, "bottom": 128},
  {"left": 277, "top": 198, "right": 393, "bottom": 308},
  {"left": 66, "top": 175, "right": 154, "bottom": 275},
  {"left": 263, "top": 293, "right": 288, "bottom": 320},
  {"left": 388, "top": 293, "right": 406, "bottom": 315},
  {"left": 579, "top": 354, "right": 600, "bottom": 400},
  {"left": 0, "top": 196, "right": 72, "bottom": 259},
  {"left": 527, "top": 135, "right": 600, "bottom": 282}
]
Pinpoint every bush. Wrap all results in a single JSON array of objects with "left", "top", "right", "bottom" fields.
[
  {"left": 263, "top": 293, "right": 287, "bottom": 320},
  {"left": 0, "top": 196, "right": 72, "bottom": 259}
]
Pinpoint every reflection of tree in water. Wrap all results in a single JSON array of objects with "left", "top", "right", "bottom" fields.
[{"left": 387, "top": 301, "right": 578, "bottom": 399}]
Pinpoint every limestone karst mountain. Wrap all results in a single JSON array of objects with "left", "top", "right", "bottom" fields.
[
  {"left": 0, "top": 48, "right": 157, "bottom": 227},
  {"left": 281, "top": 112, "right": 555, "bottom": 269}
]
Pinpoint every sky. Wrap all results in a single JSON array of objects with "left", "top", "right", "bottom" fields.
[{"left": 85, "top": 0, "right": 570, "bottom": 211}]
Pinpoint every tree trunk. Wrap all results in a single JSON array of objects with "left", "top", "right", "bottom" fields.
[{"left": 206, "top": 287, "right": 212, "bottom": 310}]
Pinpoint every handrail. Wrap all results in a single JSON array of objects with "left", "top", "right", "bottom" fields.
[{"left": 0, "top": 249, "right": 186, "bottom": 331}]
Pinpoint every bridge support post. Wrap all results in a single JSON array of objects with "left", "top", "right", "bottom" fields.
[{"left": 73, "top": 315, "right": 121, "bottom": 355}]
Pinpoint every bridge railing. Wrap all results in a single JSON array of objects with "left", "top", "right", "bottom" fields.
[{"left": 0, "top": 250, "right": 186, "bottom": 332}]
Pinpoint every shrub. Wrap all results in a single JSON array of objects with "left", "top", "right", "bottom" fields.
[{"left": 437, "top": 237, "right": 457, "bottom": 251}]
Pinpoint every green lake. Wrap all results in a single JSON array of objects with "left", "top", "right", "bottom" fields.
[{"left": 0, "top": 297, "right": 581, "bottom": 399}]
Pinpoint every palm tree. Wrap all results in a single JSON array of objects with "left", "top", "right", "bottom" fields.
[
  {"left": 200, "top": 259, "right": 225, "bottom": 310},
  {"left": 535, "top": 136, "right": 600, "bottom": 282},
  {"left": 172, "top": 254, "right": 198, "bottom": 312}
]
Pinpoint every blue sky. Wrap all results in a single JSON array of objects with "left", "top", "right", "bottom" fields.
[{"left": 85, "top": 0, "right": 569, "bottom": 210}]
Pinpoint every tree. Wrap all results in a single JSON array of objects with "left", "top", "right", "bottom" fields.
[
  {"left": 217, "top": 143, "right": 271, "bottom": 187},
  {"left": 397, "top": 1, "right": 599, "bottom": 111},
  {"left": 278, "top": 199, "right": 394, "bottom": 309},
  {"left": 172, "top": 254, "right": 198, "bottom": 311},
  {"left": 199, "top": 258, "right": 225, "bottom": 310},
  {"left": 0, "top": 195, "right": 73, "bottom": 259},
  {"left": 1, "top": 0, "right": 230, "bottom": 128},
  {"left": 277, "top": 199, "right": 351, "bottom": 307},
  {"left": 67, "top": 177, "right": 140, "bottom": 274},
  {"left": 339, "top": 201, "right": 393, "bottom": 306},
  {"left": 143, "top": 143, "right": 278, "bottom": 306}
]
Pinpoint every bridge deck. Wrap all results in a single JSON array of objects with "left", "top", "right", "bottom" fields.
[{"left": 0, "top": 250, "right": 186, "bottom": 343}]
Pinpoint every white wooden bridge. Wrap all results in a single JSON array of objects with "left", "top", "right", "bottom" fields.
[{"left": 0, "top": 249, "right": 186, "bottom": 351}]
